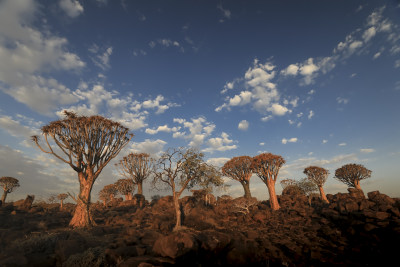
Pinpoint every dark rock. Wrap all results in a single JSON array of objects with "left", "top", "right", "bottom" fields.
[
  {"left": 55, "top": 239, "right": 87, "bottom": 262},
  {"left": 153, "top": 231, "right": 198, "bottom": 259},
  {"left": 345, "top": 201, "right": 359, "bottom": 213},
  {"left": 348, "top": 188, "right": 365, "bottom": 199}
]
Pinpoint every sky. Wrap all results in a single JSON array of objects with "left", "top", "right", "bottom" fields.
[{"left": 0, "top": 0, "right": 400, "bottom": 202}]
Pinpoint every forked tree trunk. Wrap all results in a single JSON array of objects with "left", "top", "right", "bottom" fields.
[
  {"left": 1, "top": 190, "right": 7, "bottom": 203},
  {"left": 319, "top": 186, "right": 329, "bottom": 204},
  {"left": 266, "top": 180, "right": 280, "bottom": 210},
  {"left": 173, "top": 192, "right": 182, "bottom": 230},
  {"left": 69, "top": 173, "right": 95, "bottom": 228},
  {"left": 242, "top": 182, "right": 252, "bottom": 198},
  {"left": 137, "top": 182, "right": 143, "bottom": 195}
]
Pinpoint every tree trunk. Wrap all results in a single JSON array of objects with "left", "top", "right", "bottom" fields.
[
  {"left": 60, "top": 200, "right": 64, "bottom": 210},
  {"left": 69, "top": 173, "right": 95, "bottom": 228},
  {"left": 266, "top": 180, "right": 280, "bottom": 210},
  {"left": 103, "top": 199, "right": 106, "bottom": 206},
  {"left": 319, "top": 186, "right": 329, "bottom": 203},
  {"left": 354, "top": 180, "right": 362, "bottom": 191},
  {"left": 137, "top": 182, "right": 143, "bottom": 195},
  {"left": 1, "top": 190, "right": 7, "bottom": 203},
  {"left": 242, "top": 182, "right": 252, "bottom": 198},
  {"left": 173, "top": 192, "right": 182, "bottom": 230}
]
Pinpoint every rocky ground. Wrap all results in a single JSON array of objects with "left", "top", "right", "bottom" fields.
[{"left": 1, "top": 189, "right": 400, "bottom": 267}]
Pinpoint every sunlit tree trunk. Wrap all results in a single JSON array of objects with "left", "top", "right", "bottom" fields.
[
  {"left": 354, "top": 180, "right": 362, "bottom": 191},
  {"left": 267, "top": 180, "right": 280, "bottom": 210},
  {"left": 69, "top": 172, "right": 95, "bottom": 228},
  {"left": 242, "top": 182, "right": 252, "bottom": 198},
  {"left": 173, "top": 192, "right": 182, "bottom": 230},
  {"left": 137, "top": 182, "right": 143, "bottom": 195},
  {"left": 60, "top": 200, "right": 64, "bottom": 210},
  {"left": 1, "top": 190, "right": 8, "bottom": 203},
  {"left": 319, "top": 186, "right": 329, "bottom": 203}
]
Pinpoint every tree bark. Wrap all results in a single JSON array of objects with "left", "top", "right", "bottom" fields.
[
  {"left": 242, "top": 182, "right": 252, "bottom": 198},
  {"left": 266, "top": 180, "right": 280, "bottom": 210},
  {"left": 137, "top": 182, "right": 143, "bottom": 195},
  {"left": 69, "top": 173, "right": 95, "bottom": 228},
  {"left": 173, "top": 192, "right": 182, "bottom": 230},
  {"left": 318, "top": 186, "right": 329, "bottom": 204},
  {"left": 60, "top": 200, "right": 64, "bottom": 210},
  {"left": 1, "top": 190, "right": 7, "bottom": 203},
  {"left": 354, "top": 180, "right": 362, "bottom": 191}
]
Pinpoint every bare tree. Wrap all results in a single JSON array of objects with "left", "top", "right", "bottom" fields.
[
  {"left": 280, "top": 178, "right": 297, "bottom": 191},
  {"left": 116, "top": 153, "right": 154, "bottom": 195},
  {"left": 304, "top": 166, "right": 330, "bottom": 203},
  {"left": 114, "top": 178, "right": 135, "bottom": 200},
  {"left": 222, "top": 156, "right": 253, "bottom": 198},
  {"left": 0, "top": 177, "right": 20, "bottom": 203},
  {"left": 153, "top": 147, "right": 223, "bottom": 230},
  {"left": 99, "top": 184, "right": 118, "bottom": 206},
  {"left": 334, "top": 163, "right": 371, "bottom": 192},
  {"left": 31, "top": 111, "right": 133, "bottom": 228},
  {"left": 57, "top": 193, "right": 69, "bottom": 210},
  {"left": 251, "top": 153, "right": 285, "bottom": 211}
]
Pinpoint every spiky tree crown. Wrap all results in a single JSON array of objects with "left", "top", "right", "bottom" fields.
[
  {"left": 334, "top": 163, "right": 371, "bottom": 187},
  {"left": 251, "top": 153, "right": 285, "bottom": 183},
  {"left": 222, "top": 156, "right": 253, "bottom": 183},
  {"left": 0, "top": 177, "right": 20, "bottom": 193},
  {"left": 304, "top": 166, "right": 329, "bottom": 187}
]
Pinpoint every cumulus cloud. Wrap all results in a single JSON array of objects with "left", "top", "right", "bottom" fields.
[
  {"left": 206, "top": 157, "right": 230, "bottom": 167},
  {"left": 129, "top": 139, "right": 167, "bottom": 157},
  {"left": 238, "top": 120, "right": 249, "bottom": 131},
  {"left": 0, "top": 0, "right": 85, "bottom": 114},
  {"left": 203, "top": 132, "right": 237, "bottom": 153},
  {"left": 282, "top": 137, "right": 298, "bottom": 144},
  {"left": 308, "top": 110, "right": 314, "bottom": 119},
  {"left": 145, "top": 125, "right": 180, "bottom": 135},
  {"left": 172, "top": 117, "right": 215, "bottom": 147},
  {"left": 280, "top": 64, "right": 299, "bottom": 76},
  {"left": 267, "top": 103, "right": 290, "bottom": 116},
  {"left": 59, "top": 0, "right": 83, "bottom": 18}
]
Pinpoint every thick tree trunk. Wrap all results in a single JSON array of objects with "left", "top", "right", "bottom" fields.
[
  {"left": 173, "top": 193, "right": 182, "bottom": 230},
  {"left": 137, "top": 182, "right": 143, "bottom": 195},
  {"left": 266, "top": 180, "right": 280, "bottom": 210},
  {"left": 319, "top": 186, "right": 329, "bottom": 203},
  {"left": 60, "top": 200, "right": 64, "bottom": 210},
  {"left": 69, "top": 173, "right": 95, "bottom": 228},
  {"left": 242, "top": 182, "right": 252, "bottom": 198},
  {"left": 1, "top": 190, "right": 7, "bottom": 203},
  {"left": 354, "top": 180, "right": 362, "bottom": 191},
  {"left": 103, "top": 199, "right": 106, "bottom": 206}
]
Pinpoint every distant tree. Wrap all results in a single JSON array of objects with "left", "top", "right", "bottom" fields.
[
  {"left": 32, "top": 111, "right": 133, "bottom": 227},
  {"left": 99, "top": 184, "right": 118, "bottom": 206},
  {"left": 280, "top": 178, "right": 297, "bottom": 190},
  {"left": 153, "top": 147, "right": 223, "bottom": 230},
  {"left": 47, "top": 194, "right": 57, "bottom": 204},
  {"left": 115, "top": 153, "right": 154, "bottom": 195},
  {"left": 251, "top": 153, "right": 285, "bottom": 210},
  {"left": 222, "top": 156, "right": 253, "bottom": 198},
  {"left": 0, "top": 177, "right": 20, "bottom": 203},
  {"left": 57, "top": 193, "right": 69, "bottom": 210},
  {"left": 334, "top": 163, "right": 371, "bottom": 192},
  {"left": 304, "top": 166, "right": 330, "bottom": 203},
  {"left": 297, "top": 177, "right": 318, "bottom": 203},
  {"left": 114, "top": 178, "right": 135, "bottom": 200}
]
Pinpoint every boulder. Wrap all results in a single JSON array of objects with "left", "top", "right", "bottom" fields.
[{"left": 153, "top": 231, "right": 198, "bottom": 259}]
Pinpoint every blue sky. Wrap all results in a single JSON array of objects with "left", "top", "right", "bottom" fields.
[{"left": 1, "top": 0, "right": 399, "bottom": 202}]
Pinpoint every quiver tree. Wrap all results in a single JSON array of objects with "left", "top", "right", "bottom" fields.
[
  {"left": 334, "top": 163, "right": 371, "bottom": 192},
  {"left": 31, "top": 111, "right": 133, "bottom": 228},
  {"left": 114, "top": 179, "right": 135, "bottom": 200},
  {"left": 57, "top": 193, "right": 69, "bottom": 210},
  {"left": 222, "top": 156, "right": 253, "bottom": 198},
  {"left": 0, "top": 177, "right": 20, "bottom": 203},
  {"left": 116, "top": 153, "right": 154, "bottom": 195},
  {"left": 251, "top": 153, "right": 285, "bottom": 210},
  {"left": 304, "top": 166, "right": 330, "bottom": 203},
  {"left": 153, "top": 147, "right": 223, "bottom": 230},
  {"left": 99, "top": 184, "right": 118, "bottom": 206}
]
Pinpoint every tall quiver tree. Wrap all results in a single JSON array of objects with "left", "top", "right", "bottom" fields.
[
  {"left": 0, "top": 177, "right": 20, "bottom": 203},
  {"left": 251, "top": 153, "right": 285, "bottom": 210},
  {"left": 222, "top": 156, "right": 253, "bottom": 198},
  {"left": 114, "top": 179, "right": 135, "bottom": 200},
  {"left": 115, "top": 153, "right": 154, "bottom": 195},
  {"left": 153, "top": 147, "right": 223, "bottom": 230},
  {"left": 57, "top": 193, "right": 69, "bottom": 210},
  {"left": 31, "top": 111, "right": 133, "bottom": 228},
  {"left": 334, "top": 163, "right": 371, "bottom": 192},
  {"left": 304, "top": 166, "right": 330, "bottom": 203}
]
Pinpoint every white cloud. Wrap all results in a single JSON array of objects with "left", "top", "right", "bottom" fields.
[
  {"left": 373, "top": 52, "right": 381, "bottom": 59},
  {"left": 145, "top": 125, "right": 180, "bottom": 135},
  {"left": 89, "top": 45, "right": 113, "bottom": 70},
  {"left": 259, "top": 142, "right": 265, "bottom": 146},
  {"left": 59, "top": 0, "right": 83, "bottom": 18},
  {"left": 308, "top": 89, "right": 316, "bottom": 95},
  {"left": 267, "top": 103, "right": 290, "bottom": 116},
  {"left": 360, "top": 148, "right": 375, "bottom": 153},
  {"left": 261, "top": 115, "right": 272, "bottom": 122},
  {"left": 129, "top": 139, "right": 167, "bottom": 158},
  {"left": 338, "top": 143, "right": 347, "bottom": 146},
  {"left": 217, "top": 4, "right": 231, "bottom": 22},
  {"left": 308, "top": 110, "right": 314, "bottom": 119},
  {"left": 362, "top": 27, "right": 376, "bottom": 42},
  {"left": 142, "top": 95, "right": 178, "bottom": 114},
  {"left": 322, "top": 139, "right": 328, "bottom": 144},
  {"left": 203, "top": 132, "right": 237, "bottom": 153},
  {"left": 395, "top": 60, "right": 400, "bottom": 68},
  {"left": 282, "top": 137, "right": 298, "bottom": 144},
  {"left": 206, "top": 157, "right": 230, "bottom": 167},
  {"left": 0, "top": 0, "right": 85, "bottom": 114},
  {"left": 0, "top": 115, "right": 38, "bottom": 140},
  {"left": 238, "top": 120, "right": 249, "bottom": 131},
  {"left": 281, "top": 64, "right": 299, "bottom": 76},
  {"left": 173, "top": 117, "right": 215, "bottom": 147}
]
